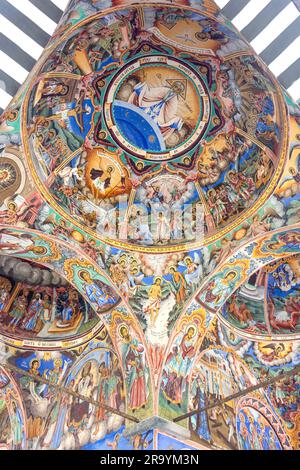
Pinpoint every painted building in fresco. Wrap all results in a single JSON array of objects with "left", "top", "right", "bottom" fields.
[{"left": 0, "top": 0, "right": 299, "bottom": 450}]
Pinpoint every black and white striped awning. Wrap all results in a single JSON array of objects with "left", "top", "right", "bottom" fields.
[{"left": 0, "top": 0, "right": 300, "bottom": 113}]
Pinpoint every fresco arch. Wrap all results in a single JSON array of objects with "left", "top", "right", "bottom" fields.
[
  {"left": 0, "top": 226, "right": 155, "bottom": 421},
  {"left": 49, "top": 344, "right": 126, "bottom": 450},
  {"left": 0, "top": 254, "right": 106, "bottom": 350},
  {"left": 235, "top": 396, "right": 292, "bottom": 450},
  {"left": 220, "top": 254, "right": 300, "bottom": 341},
  {"left": 158, "top": 226, "right": 300, "bottom": 418}
]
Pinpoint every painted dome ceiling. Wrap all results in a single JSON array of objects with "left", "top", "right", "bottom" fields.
[{"left": 23, "top": 3, "right": 288, "bottom": 251}]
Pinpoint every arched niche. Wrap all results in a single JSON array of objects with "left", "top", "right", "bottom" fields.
[
  {"left": 220, "top": 254, "right": 300, "bottom": 341},
  {"left": 0, "top": 254, "right": 106, "bottom": 349},
  {"left": 49, "top": 345, "right": 125, "bottom": 450}
]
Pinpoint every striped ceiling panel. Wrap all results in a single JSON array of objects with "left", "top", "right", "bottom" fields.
[{"left": 0, "top": 0, "right": 299, "bottom": 113}]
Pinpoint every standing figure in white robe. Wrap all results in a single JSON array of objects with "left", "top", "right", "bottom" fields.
[{"left": 156, "top": 212, "right": 170, "bottom": 243}]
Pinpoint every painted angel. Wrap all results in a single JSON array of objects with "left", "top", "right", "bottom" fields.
[{"left": 179, "top": 252, "right": 204, "bottom": 289}]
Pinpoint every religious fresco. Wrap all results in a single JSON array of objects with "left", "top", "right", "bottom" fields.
[
  {"left": 159, "top": 303, "right": 211, "bottom": 419},
  {"left": 22, "top": 2, "right": 288, "bottom": 250},
  {"left": 105, "top": 249, "right": 210, "bottom": 372},
  {"left": 193, "top": 317, "right": 299, "bottom": 449},
  {"left": 154, "top": 227, "right": 300, "bottom": 390},
  {"left": 0, "top": 336, "right": 127, "bottom": 450},
  {"left": 267, "top": 257, "right": 300, "bottom": 335},
  {"left": 236, "top": 400, "right": 287, "bottom": 450},
  {"left": 0, "top": 0, "right": 299, "bottom": 451},
  {"left": 221, "top": 255, "right": 300, "bottom": 339},
  {"left": 50, "top": 346, "right": 125, "bottom": 450},
  {"left": 165, "top": 314, "right": 297, "bottom": 450},
  {"left": 0, "top": 366, "right": 27, "bottom": 450},
  {"left": 0, "top": 146, "right": 43, "bottom": 229},
  {"left": 0, "top": 257, "right": 105, "bottom": 349},
  {"left": 5, "top": 349, "right": 74, "bottom": 449},
  {"left": 0, "top": 399, "right": 11, "bottom": 450},
  {"left": 107, "top": 307, "right": 153, "bottom": 419},
  {"left": 0, "top": 227, "right": 121, "bottom": 316},
  {"left": 188, "top": 348, "right": 257, "bottom": 449},
  {"left": 243, "top": 340, "right": 300, "bottom": 449},
  {"left": 196, "top": 228, "right": 300, "bottom": 316}
]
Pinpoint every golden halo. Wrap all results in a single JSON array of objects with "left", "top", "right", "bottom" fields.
[
  {"left": 118, "top": 323, "right": 129, "bottom": 339},
  {"left": 71, "top": 230, "right": 85, "bottom": 243},
  {"left": 207, "top": 188, "right": 216, "bottom": 197},
  {"left": 225, "top": 270, "right": 238, "bottom": 280},
  {"left": 78, "top": 269, "right": 90, "bottom": 281},
  {"left": 6, "top": 110, "right": 18, "bottom": 122},
  {"left": 32, "top": 246, "right": 47, "bottom": 255},
  {"left": 117, "top": 257, "right": 128, "bottom": 266},
  {"left": 7, "top": 200, "right": 17, "bottom": 210},
  {"left": 185, "top": 324, "right": 197, "bottom": 337}
]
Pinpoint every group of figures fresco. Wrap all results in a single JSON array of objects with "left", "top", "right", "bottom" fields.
[
  {"left": 0, "top": 0, "right": 299, "bottom": 451},
  {"left": 222, "top": 255, "right": 300, "bottom": 336},
  {"left": 158, "top": 315, "right": 299, "bottom": 450},
  {"left": 0, "top": 270, "right": 101, "bottom": 341},
  {"left": 236, "top": 405, "right": 283, "bottom": 450}
]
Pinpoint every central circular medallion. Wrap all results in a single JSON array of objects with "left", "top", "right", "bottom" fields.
[{"left": 104, "top": 56, "right": 210, "bottom": 160}]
